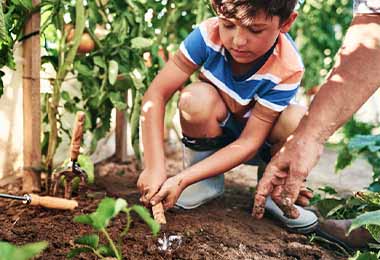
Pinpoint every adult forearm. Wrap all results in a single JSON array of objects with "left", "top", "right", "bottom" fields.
[
  {"left": 296, "top": 14, "right": 380, "bottom": 143},
  {"left": 141, "top": 93, "right": 166, "bottom": 171}
]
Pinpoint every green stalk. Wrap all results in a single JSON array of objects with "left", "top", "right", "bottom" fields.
[
  {"left": 101, "top": 229, "right": 122, "bottom": 260},
  {"left": 93, "top": 248, "right": 106, "bottom": 259},
  {"left": 45, "top": 0, "right": 86, "bottom": 170}
]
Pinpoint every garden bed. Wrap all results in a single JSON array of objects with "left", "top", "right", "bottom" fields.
[{"left": 0, "top": 152, "right": 344, "bottom": 260}]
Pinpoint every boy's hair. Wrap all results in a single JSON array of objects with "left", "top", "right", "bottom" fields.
[{"left": 210, "top": 0, "right": 298, "bottom": 27}]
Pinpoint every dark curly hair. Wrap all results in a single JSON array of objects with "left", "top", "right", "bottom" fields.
[{"left": 210, "top": 0, "right": 298, "bottom": 27}]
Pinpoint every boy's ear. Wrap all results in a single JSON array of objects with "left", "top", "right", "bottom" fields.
[{"left": 280, "top": 11, "right": 298, "bottom": 33}]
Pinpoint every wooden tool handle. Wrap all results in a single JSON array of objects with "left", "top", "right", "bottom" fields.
[
  {"left": 152, "top": 202, "right": 166, "bottom": 225},
  {"left": 29, "top": 194, "right": 78, "bottom": 210},
  {"left": 70, "top": 111, "right": 85, "bottom": 161}
]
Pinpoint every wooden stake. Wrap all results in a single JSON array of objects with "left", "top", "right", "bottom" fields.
[
  {"left": 22, "top": 0, "right": 41, "bottom": 193},
  {"left": 152, "top": 202, "right": 167, "bottom": 225},
  {"left": 115, "top": 92, "right": 128, "bottom": 162}
]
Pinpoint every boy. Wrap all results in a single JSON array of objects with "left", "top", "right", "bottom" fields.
[{"left": 137, "top": 0, "right": 317, "bottom": 233}]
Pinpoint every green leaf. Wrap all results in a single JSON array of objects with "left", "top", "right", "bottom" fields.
[
  {"left": 74, "top": 61, "right": 93, "bottom": 77},
  {"left": 0, "top": 2, "right": 8, "bottom": 44},
  {"left": 131, "top": 205, "right": 160, "bottom": 236},
  {"left": 131, "top": 37, "right": 153, "bottom": 49},
  {"left": 108, "top": 92, "right": 127, "bottom": 110},
  {"left": 74, "top": 234, "right": 99, "bottom": 249},
  {"left": 93, "top": 56, "right": 106, "bottom": 69},
  {"left": 67, "top": 247, "right": 93, "bottom": 258},
  {"left": 78, "top": 155, "right": 95, "bottom": 184},
  {"left": 108, "top": 60, "right": 118, "bottom": 85},
  {"left": 348, "top": 135, "right": 380, "bottom": 152},
  {"left": 365, "top": 224, "right": 380, "bottom": 242},
  {"left": 335, "top": 146, "right": 353, "bottom": 172},
  {"left": 74, "top": 214, "right": 93, "bottom": 225},
  {"left": 13, "top": 0, "right": 33, "bottom": 10},
  {"left": 98, "top": 244, "right": 115, "bottom": 256},
  {"left": 0, "top": 241, "right": 48, "bottom": 260},
  {"left": 318, "top": 185, "right": 337, "bottom": 195},
  {"left": 61, "top": 91, "right": 71, "bottom": 101},
  {"left": 368, "top": 182, "right": 380, "bottom": 192},
  {"left": 348, "top": 251, "right": 379, "bottom": 260},
  {"left": 90, "top": 197, "right": 127, "bottom": 230},
  {"left": 316, "top": 198, "right": 344, "bottom": 218},
  {"left": 348, "top": 210, "right": 380, "bottom": 234}
]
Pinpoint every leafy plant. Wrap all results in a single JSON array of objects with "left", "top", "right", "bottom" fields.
[
  {"left": 334, "top": 118, "right": 379, "bottom": 189},
  {"left": 349, "top": 251, "right": 380, "bottom": 260},
  {"left": 0, "top": 0, "right": 35, "bottom": 96},
  {"left": 0, "top": 241, "right": 48, "bottom": 260},
  {"left": 290, "top": 0, "right": 352, "bottom": 91},
  {"left": 315, "top": 191, "right": 380, "bottom": 220},
  {"left": 69, "top": 197, "right": 160, "bottom": 260}
]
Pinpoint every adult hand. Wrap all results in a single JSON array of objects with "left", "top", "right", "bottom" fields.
[
  {"left": 137, "top": 168, "right": 167, "bottom": 207},
  {"left": 253, "top": 134, "right": 324, "bottom": 219},
  {"left": 150, "top": 174, "right": 186, "bottom": 209}
]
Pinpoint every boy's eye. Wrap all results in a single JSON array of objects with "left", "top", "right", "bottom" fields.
[{"left": 249, "top": 28, "right": 264, "bottom": 34}]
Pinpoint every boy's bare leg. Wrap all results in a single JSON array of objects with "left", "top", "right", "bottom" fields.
[
  {"left": 268, "top": 104, "right": 307, "bottom": 155},
  {"left": 179, "top": 82, "right": 228, "bottom": 138},
  {"left": 175, "top": 82, "right": 229, "bottom": 209}
]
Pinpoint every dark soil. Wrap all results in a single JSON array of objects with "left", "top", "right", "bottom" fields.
[{"left": 0, "top": 152, "right": 345, "bottom": 260}]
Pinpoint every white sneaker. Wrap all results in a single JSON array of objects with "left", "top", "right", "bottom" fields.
[
  {"left": 175, "top": 174, "right": 224, "bottom": 209},
  {"left": 265, "top": 196, "right": 318, "bottom": 234}
]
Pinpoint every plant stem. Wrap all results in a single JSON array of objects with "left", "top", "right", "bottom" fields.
[
  {"left": 310, "top": 235, "right": 351, "bottom": 257},
  {"left": 45, "top": 0, "right": 85, "bottom": 171},
  {"left": 118, "top": 209, "right": 132, "bottom": 248},
  {"left": 93, "top": 249, "right": 106, "bottom": 259},
  {"left": 101, "top": 229, "right": 122, "bottom": 260}
]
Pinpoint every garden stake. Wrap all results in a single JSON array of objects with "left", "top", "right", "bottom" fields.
[
  {"left": 52, "top": 111, "right": 87, "bottom": 199},
  {"left": 152, "top": 202, "right": 166, "bottom": 225},
  {"left": 0, "top": 193, "right": 78, "bottom": 210}
]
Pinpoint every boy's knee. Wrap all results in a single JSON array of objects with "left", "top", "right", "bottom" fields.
[
  {"left": 178, "top": 82, "right": 227, "bottom": 124},
  {"left": 269, "top": 104, "right": 307, "bottom": 144}
]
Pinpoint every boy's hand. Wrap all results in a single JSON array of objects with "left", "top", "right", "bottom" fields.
[
  {"left": 137, "top": 169, "right": 167, "bottom": 207},
  {"left": 150, "top": 174, "right": 186, "bottom": 209}
]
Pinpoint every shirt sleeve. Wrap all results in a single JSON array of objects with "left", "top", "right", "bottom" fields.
[
  {"left": 171, "top": 26, "right": 208, "bottom": 74},
  {"left": 255, "top": 70, "right": 303, "bottom": 112}
]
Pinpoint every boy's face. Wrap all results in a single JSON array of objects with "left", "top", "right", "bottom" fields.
[{"left": 218, "top": 10, "right": 297, "bottom": 64}]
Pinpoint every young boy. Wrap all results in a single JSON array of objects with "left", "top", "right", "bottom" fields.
[{"left": 137, "top": 0, "right": 318, "bottom": 233}]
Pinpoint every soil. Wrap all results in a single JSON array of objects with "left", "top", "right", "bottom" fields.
[{"left": 0, "top": 151, "right": 345, "bottom": 260}]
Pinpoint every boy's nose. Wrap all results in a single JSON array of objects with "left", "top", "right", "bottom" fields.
[{"left": 232, "top": 29, "right": 248, "bottom": 48}]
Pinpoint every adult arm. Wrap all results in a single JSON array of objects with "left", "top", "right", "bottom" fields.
[{"left": 254, "top": 14, "right": 380, "bottom": 219}]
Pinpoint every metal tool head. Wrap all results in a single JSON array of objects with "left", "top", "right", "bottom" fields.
[
  {"left": 51, "top": 160, "right": 87, "bottom": 199},
  {"left": 51, "top": 111, "right": 87, "bottom": 199}
]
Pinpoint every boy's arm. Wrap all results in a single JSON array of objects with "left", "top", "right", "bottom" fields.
[
  {"left": 137, "top": 59, "right": 194, "bottom": 205},
  {"left": 151, "top": 103, "right": 279, "bottom": 208}
]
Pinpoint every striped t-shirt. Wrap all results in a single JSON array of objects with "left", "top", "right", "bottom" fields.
[{"left": 173, "top": 17, "right": 304, "bottom": 118}]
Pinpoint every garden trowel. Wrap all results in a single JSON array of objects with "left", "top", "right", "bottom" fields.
[
  {"left": 0, "top": 193, "right": 78, "bottom": 210},
  {"left": 51, "top": 111, "right": 87, "bottom": 199}
]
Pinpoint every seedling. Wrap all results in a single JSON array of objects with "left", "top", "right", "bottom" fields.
[
  {"left": 68, "top": 197, "right": 160, "bottom": 260},
  {"left": 0, "top": 241, "right": 48, "bottom": 260}
]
